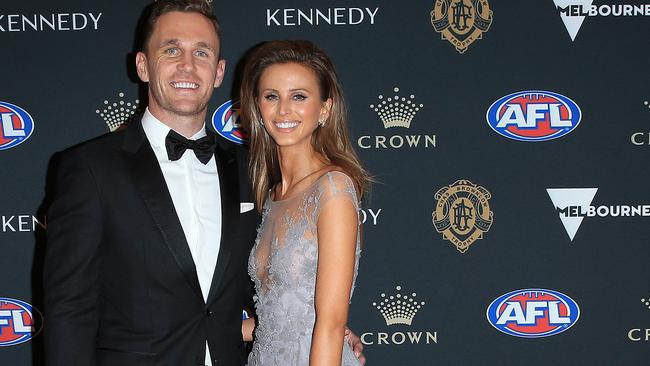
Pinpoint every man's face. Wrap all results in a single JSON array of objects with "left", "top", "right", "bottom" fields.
[{"left": 136, "top": 11, "right": 225, "bottom": 123}]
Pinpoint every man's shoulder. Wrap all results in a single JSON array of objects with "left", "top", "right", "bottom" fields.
[
  {"left": 59, "top": 124, "right": 136, "bottom": 162},
  {"left": 212, "top": 134, "right": 253, "bottom": 189},
  {"left": 214, "top": 133, "right": 245, "bottom": 150},
  {"left": 213, "top": 133, "right": 250, "bottom": 161}
]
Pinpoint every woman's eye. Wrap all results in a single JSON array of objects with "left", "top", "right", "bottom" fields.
[
  {"left": 264, "top": 94, "right": 278, "bottom": 101},
  {"left": 292, "top": 94, "right": 307, "bottom": 101}
]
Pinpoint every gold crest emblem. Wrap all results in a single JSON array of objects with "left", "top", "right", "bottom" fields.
[
  {"left": 432, "top": 180, "right": 493, "bottom": 253},
  {"left": 430, "top": 0, "right": 493, "bottom": 54}
]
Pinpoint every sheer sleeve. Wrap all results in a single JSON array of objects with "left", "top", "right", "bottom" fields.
[{"left": 314, "top": 171, "right": 359, "bottom": 219}]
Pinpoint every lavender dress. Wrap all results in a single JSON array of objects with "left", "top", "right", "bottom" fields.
[{"left": 247, "top": 171, "right": 361, "bottom": 366}]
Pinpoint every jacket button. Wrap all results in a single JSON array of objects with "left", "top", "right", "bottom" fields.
[
  {"left": 213, "top": 359, "right": 220, "bottom": 365},
  {"left": 206, "top": 309, "right": 213, "bottom": 317}
]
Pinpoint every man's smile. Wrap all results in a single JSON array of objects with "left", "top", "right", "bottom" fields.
[{"left": 171, "top": 81, "right": 200, "bottom": 89}]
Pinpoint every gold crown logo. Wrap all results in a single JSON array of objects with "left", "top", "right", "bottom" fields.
[
  {"left": 642, "top": 297, "right": 650, "bottom": 310},
  {"left": 96, "top": 92, "right": 141, "bottom": 132},
  {"left": 372, "top": 285, "right": 425, "bottom": 326},
  {"left": 370, "top": 87, "right": 423, "bottom": 129}
]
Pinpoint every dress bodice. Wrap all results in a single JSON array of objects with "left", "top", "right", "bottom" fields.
[{"left": 247, "top": 171, "right": 362, "bottom": 366}]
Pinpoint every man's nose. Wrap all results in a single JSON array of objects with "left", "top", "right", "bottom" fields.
[{"left": 177, "top": 52, "right": 196, "bottom": 72}]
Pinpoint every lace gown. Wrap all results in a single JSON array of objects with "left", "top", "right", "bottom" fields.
[{"left": 247, "top": 171, "right": 362, "bottom": 366}]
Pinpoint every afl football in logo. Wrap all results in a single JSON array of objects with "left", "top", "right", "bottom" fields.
[
  {"left": 0, "top": 101, "right": 34, "bottom": 151},
  {"left": 0, "top": 298, "right": 43, "bottom": 346},
  {"left": 211, "top": 99, "right": 247, "bottom": 144},
  {"left": 486, "top": 289, "right": 580, "bottom": 338},
  {"left": 486, "top": 91, "right": 581, "bottom": 142}
]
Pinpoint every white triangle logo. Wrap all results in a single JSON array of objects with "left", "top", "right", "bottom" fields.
[
  {"left": 553, "top": 0, "right": 594, "bottom": 41},
  {"left": 547, "top": 188, "right": 598, "bottom": 241}
]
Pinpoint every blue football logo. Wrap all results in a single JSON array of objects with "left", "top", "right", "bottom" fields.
[
  {"left": 486, "top": 91, "right": 581, "bottom": 142},
  {"left": 0, "top": 101, "right": 34, "bottom": 151},
  {"left": 486, "top": 288, "right": 580, "bottom": 338},
  {"left": 211, "top": 99, "right": 247, "bottom": 144},
  {"left": 0, "top": 298, "right": 43, "bottom": 346}
]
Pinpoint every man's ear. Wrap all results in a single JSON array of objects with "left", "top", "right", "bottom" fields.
[
  {"left": 135, "top": 52, "right": 149, "bottom": 82},
  {"left": 213, "top": 59, "right": 226, "bottom": 88}
]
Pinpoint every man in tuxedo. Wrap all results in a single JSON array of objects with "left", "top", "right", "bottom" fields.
[
  {"left": 43, "top": 1, "right": 257, "bottom": 365},
  {"left": 44, "top": 1, "right": 365, "bottom": 365}
]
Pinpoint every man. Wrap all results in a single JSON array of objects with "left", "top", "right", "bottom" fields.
[
  {"left": 44, "top": 1, "right": 255, "bottom": 365},
  {"left": 43, "top": 1, "right": 364, "bottom": 366}
]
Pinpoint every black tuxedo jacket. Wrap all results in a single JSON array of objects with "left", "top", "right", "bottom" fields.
[{"left": 43, "top": 121, "right": 258, "bottom": 366}]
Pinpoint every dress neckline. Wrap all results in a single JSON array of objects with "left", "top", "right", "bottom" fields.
[{"left": 269, "top": 170, "right": 343, "bottom": 204}]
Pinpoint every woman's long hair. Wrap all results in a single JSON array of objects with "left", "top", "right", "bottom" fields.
[{"left": 240, "top": 40, "right": 371, "bottom": 209}]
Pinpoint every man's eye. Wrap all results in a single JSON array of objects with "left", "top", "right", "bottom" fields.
[
  {"left": 164, "top": 48, "right": 179, "bottom": 56},
  {"left": 195, "top": 50, "right": 209, "bottom": 57}
]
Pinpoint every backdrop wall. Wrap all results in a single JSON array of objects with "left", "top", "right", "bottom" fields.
[{"left": 2, "top": 1, "right": 650, "bottom": 364}]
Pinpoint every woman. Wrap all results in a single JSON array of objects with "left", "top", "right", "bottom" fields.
[{"left": 240, "top": 40, "right": 370, "bottom": 365}]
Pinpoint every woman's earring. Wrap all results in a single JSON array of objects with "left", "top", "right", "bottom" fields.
[
  {"left": 259, "top": 119, "right": 265, "bottom": 127},
  {"left": 318, "top": 119, "right": 325, "bottom": 127}
]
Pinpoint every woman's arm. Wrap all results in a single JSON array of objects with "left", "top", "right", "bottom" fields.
[{"left": 310, "top": 194, "right": 358, "bottom": 366}]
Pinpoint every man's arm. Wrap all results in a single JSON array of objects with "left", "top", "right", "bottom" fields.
[{"left": 43, "top": 149, "right": 103, "bottom": 365}]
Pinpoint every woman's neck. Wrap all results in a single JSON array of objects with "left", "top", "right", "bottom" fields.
[{"left": 276, "top": 146, "right": 328, "bottom": 197}]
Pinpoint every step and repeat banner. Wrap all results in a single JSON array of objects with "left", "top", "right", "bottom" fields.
[{"left": 2, "top": 1, "right": 650, "bottom": 365}]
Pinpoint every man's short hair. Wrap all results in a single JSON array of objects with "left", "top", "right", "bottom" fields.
[{"left": 142, "top": 0, "right": 221, "bottom": 53}]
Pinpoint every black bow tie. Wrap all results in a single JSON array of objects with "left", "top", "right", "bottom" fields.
[{"left": 165, "top": 129, "right": 216, "bottom": 164}]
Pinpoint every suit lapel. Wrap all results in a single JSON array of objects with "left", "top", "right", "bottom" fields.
[
  {"left": 122, "top": 122, "right": 204, "bottom": 301},
  {"left": 206, "top": 140, "right": 239, "bottom": 305}
]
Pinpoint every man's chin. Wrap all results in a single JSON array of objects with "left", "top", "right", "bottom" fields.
[{"left": 167, "top": 102, "right": 208, "bottom": 118}]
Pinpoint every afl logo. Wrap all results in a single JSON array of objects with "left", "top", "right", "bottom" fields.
[
  {"left": 486, "top": 289, "right": 579, "bottom": 338},
  {"left": 486, "top": 91, "right": 581, "bottom": 142},
  {"left": 211, "top": 99, "right": 247, "bottom": 145},
  {"left": 0, "top": 298, "right": 43, "bottom": 346},
  {"left": 0, "top": 101, "right": 34, "bottom": 151}
]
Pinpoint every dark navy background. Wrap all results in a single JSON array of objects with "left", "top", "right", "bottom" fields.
[{"left": 2, "top": 1, "right": 650, "bottom": 364}]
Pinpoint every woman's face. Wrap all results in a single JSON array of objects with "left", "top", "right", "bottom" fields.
[{"left": 256, "top": 62, "right": 331, "bottom": 151}]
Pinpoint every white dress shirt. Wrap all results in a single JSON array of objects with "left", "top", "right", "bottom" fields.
[{"left": 142, "top": 108, "right": 221, "bottom": 366}]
